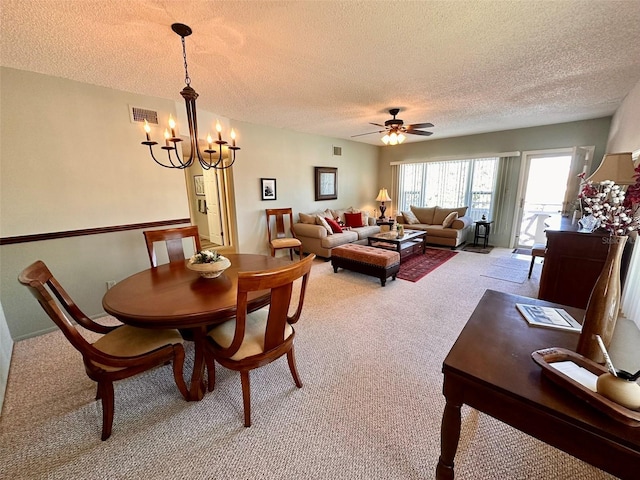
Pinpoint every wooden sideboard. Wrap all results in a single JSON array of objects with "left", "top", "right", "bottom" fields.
[{"left": 538, "top": 218, "right": 633, "bottom": 309}]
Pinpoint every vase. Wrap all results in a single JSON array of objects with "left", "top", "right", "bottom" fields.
[
  {"left": 186, "top": 256, "right": 231, "bottom": 279},
  {"left": 576, "top": 235, "right": 627, "bottom": 363}
]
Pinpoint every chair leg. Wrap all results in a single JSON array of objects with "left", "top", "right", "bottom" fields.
[
  {"left": 289, "top": 248, "right": 293, "bottom": 260},
  {"left": 99, "top": 381, "right": 115, "bottom": 441},
  {"left": 287, "top": 346, "right": 303, "bottom": 388},
  {"left": 206, "top": 352, "right": 216, "bottom": 393},
  {"left": 528, "top": 256, "right": 535, "bottom": 278},
  {"left": 95, "top": 382, "right": 102, "bottom": 400},
  {"left": 172, "top": 345, "right": 189, "bottom": 400},
  {"left": 240, "top": 370, "right": 252, "bottom": 427}
]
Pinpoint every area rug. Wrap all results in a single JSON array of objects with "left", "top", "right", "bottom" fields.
[
  {"left": 462, "top": 243, "right": 494, "bottom": 254},
  {"left": 397, "top": 248, "right": 458, "bottom": 282},
  {"left": 512, "top": 248, "right": 532, "bottom": 256},
  {"left": 481, "top": 257, "right": 530, "bottom": 284}
]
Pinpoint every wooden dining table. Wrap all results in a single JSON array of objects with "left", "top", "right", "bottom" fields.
[{"left": 102, "top": 253, "right": 291, "bottom": 401}]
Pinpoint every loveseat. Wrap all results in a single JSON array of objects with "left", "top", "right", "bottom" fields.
[
  {"left": 293, "top": 207, "right": 381, "bottom": 258},
  {"left": 395, "top": 205, "right": 472, "bottom": 249}
]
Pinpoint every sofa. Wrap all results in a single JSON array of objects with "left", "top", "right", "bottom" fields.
[
  {"left": 293, "top": 207, "right": 381, "bottom": 258},
  {"left": 395, "top": 205, "right": 472, "bottom": 249}
]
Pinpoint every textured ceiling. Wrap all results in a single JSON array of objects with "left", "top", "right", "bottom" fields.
[{"left": 2, "top": 0, "right": 640, "bottom": 145}]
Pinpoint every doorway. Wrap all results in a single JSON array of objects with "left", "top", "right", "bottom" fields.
[{"left": 513, "top": 150, "right": 575, "bottom": 248}]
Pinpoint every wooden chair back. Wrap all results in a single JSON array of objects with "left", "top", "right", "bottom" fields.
[
  {"left": 265, "top": 208, "right": 295, "bottom": 242},
  {"left": 18, "top": 260, "right": 112, "bottom": 356},
  {"left": 18, "top": 260, "right": 188, "bottom": 440},
  {"left": 143, "top": 225, "right": 202, "bottom": 267},
  {"left": 215, "top": 253, "right": 314, "bottom": 359}
]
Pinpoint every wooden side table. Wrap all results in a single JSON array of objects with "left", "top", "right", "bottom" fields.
[
  {"left": 473, "top": 220, "right": 493, "bottom": 248},
  {"left": 376, "top": 219, "right": 395, "bottom": 232}
]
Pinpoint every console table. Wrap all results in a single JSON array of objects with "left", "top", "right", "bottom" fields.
[
  {"left": 538, "top": 218, "right": 633, "bottom": 309},
  {"left": 436, "top": 289, "right": 640, "bottom": 480}
]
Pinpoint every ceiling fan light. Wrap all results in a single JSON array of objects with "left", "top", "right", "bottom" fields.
[
  {"left": 381, "top": 134, "right": 390, "bottom": 145},
  {"left": 389, "top": 132, "right": 398, "bottom": 145},
  {"left": 397, "top": 133, "right": 406, "bottom": 144}
]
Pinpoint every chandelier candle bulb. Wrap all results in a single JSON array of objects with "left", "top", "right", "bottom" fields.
[
  {"left": 216, "top": 121, "right": 222, "bottom": 141},
  {"left": 231, "top": 129, "right": 236, "bottom": 146},
  {"left": 144, "top": 120, "right": 151, "bottom": 141},
  {"left": 164, "top": 129, "right": 170, "bottom": 147},
  {"left": 168, "top": 116, "right": 177, "bottom": 138}
]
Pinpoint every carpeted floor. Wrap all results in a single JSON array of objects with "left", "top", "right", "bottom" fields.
[
  {"left": 397, "top": 248, "right": 458, "bottom": 282},
  {"left": 481, "top": 257, "right": 531, "bottom": 284},
  {"left": 0, "top": 248, "right": 617, "bottom": 479}
]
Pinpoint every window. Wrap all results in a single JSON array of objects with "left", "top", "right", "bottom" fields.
[{"left": 398, "top": 157, "right": 498, "bottom": 220}]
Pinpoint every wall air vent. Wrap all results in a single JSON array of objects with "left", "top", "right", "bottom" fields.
[
  {"left": 129, "top": 106, "right": 158, "bottom": 125},
  {"left": 333, "top": 146, "right": 342, "bottom": 156}
]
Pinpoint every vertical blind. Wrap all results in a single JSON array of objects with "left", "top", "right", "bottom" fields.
[{"left": 397, "top": 157, "right": 499, "bottom": 221}]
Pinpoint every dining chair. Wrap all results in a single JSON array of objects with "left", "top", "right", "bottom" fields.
[
  {"left": 18, "top": 260, "right": 189, "bottom": 440},
  {"left": 528, "top": 242, "right": 546, "bottom": 278},
  {"left": 265, "top": 208, "right": 302, "bottom": 260},
  {"left": 143, "top": 225, "right": 202, "bottom": 267},
  {"left": 205, "top": 253, "right": 315, "bottom": 426}
]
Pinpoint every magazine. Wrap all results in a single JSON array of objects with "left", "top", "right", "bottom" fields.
[{"left": 516, "top": 303, "right": 582, "bottom": 332}]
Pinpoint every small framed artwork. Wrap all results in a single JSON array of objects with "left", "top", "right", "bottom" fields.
[
  {"left": 261, "top": 178, "right": 277, "bottom": 201},
  {"left": 315, "top": 167, "right": 337, "bottom": 201},
  {"left": 194, "top": 175, "right": 205, "bottom": 196}
]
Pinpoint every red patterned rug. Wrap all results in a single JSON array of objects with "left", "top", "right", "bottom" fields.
[{"left": 397, "top": 248, "right": 458, "bottom": 282}]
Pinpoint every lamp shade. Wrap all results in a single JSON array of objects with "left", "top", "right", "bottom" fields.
[
  {"left": 376, "top": 188, "right": 392, "bottom": 202},
  {"left": 587, "top": 152, "right": 635, "bottom": 185}
]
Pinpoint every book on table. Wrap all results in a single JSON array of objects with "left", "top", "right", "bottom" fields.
[{"left": 516, "top": 303, "right": 582, "bottom": 332}]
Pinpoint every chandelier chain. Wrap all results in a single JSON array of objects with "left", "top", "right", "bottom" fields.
[{"left": 181, "top": 36, "right": 191, "bottom": 86}]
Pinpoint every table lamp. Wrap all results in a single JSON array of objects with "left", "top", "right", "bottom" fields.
[
  {"left": 376, "top": 188, "right": 392, "bottom": 219},
  {"left": 587, "top": 152, "right": 635, "bottom": 185}
]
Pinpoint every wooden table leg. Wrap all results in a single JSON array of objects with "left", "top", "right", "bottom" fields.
[
  {"left": 436, "top": 379, "right": 464, "bottom": 480},
  {"left": 188, "top": 326, "right": 207, "bottom": 401}
]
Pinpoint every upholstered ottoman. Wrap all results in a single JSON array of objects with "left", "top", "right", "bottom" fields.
[{"left": 331, "top": 244, "right": 400, "bottom": 286}]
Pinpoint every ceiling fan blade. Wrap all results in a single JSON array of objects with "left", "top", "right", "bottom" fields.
[
  {"left": 351, "top": 130, "right": 384, "bottom": 138},
  {"left": 369, "top": 122, "right": 385, "bottom": 127},
  {"left": 407, "top": 122, "right": 434, "bottom": 129},
  {"left": 406, "top": 130, "right": 433, "bottom": 136}
]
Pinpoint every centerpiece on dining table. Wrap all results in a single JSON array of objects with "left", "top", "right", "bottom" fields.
[{"left": 186, "top": 250, "right": 231, "bottom": 279}]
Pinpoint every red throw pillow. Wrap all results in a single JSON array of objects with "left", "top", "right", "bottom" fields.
[
  {"left": 344, "top": 212, "right": 364, "bottom": 228},
  {"left": 324, "top": 217, "right": 343, "bottom": 233}
]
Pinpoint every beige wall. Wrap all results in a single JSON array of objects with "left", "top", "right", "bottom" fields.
[
  {"left": 232, "top": 120, "right": 379, "bottom": 255},
  {"left": 607, "top": 78, "right": 640, "bottom": 154},
  {"left": 0, "top": 67, "right": 378, "bottom": 342},
  {"left": 377, "top": 118, "right": 612, "bottom": 246}
]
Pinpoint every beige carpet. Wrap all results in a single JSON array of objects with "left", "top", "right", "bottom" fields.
[{"left": 0, "top": 248, "right": 616, "bottom": 479}]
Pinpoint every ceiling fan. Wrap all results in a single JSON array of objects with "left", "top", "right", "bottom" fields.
[{"left": 352, "top": 108, "right": 434, "bottom": 144}]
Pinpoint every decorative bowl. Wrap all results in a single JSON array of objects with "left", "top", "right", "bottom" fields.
[{"left": 186, "top": 256, "right": 231, "bottom": 279}]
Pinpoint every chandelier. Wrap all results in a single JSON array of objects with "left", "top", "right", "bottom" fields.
[{"left": 141, "top": 23, "right": 240, "bottom": 170}]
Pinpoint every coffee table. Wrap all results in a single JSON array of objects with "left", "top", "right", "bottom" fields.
[
  {"left": 436, "top": 289, "right": 640, "bottom": 479},
  {"left": 367, "top": 229, "right": 427, "bottom": 262}
]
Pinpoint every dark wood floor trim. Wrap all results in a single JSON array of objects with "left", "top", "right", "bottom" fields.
[{"left": 0, "top": 218, "right": 192, "bottom": 245}]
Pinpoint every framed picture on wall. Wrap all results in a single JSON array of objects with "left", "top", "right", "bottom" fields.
[
  {"left": 261, "top": 178, "right": 277, "bottom": 200},
  {"left": 315, "top": 167, "right": 337, "bottom": 201},
  {"left": 194, "top": 175, "right": 205, "bottom": 196}
]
